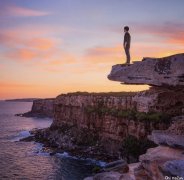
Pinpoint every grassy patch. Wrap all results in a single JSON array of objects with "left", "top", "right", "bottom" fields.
[
  {"left": 85, "top": 106, "right": 171, "bottom": 123},
  {"left": 120, "top": 135, "right": 156, "bottom": 163},
  {"left": 59, "top": 91, "right": 137, "bottom": 97}
]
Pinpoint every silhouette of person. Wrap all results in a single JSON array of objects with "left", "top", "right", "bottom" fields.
[{"left": 123, "top": 26, "right": 131, "bottom": 64}]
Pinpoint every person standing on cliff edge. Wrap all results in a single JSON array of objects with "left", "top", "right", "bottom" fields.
[{"left": 123, "top": 26, "right": 131, "bottom": 64}]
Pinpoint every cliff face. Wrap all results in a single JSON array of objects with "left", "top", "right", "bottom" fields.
[
  {"left": 84, "top": 53, "right": 184, "bottom": 179},
  {"left": 129, "top": 117, "right": 184, "bottom": 180},
  {"left": 49, "top": 92, "right": 172, "bottom": 155},
  {"left": 23, "top": 98, "right": 54, "bottom": 118},
  {"left": 28, "top": 53, "right": 184, "bottom": 177},
  {"left": 133, "top": 87, "right": 184, "bottom": 114}
]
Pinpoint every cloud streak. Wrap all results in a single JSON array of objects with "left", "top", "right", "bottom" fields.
[
  {"left": 110, "top": 22, "right": 184, "bottom": 45},
  {"left": 134, "top": 22, "right": 184, "bottom": 44},
  {"left": 1, "top": 4, "right": 51, "bottom": 17},
  {"left": 84, "top": 42, "right": 184, "bottom": 65}
]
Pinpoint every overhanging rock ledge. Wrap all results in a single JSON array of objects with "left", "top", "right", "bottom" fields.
[{"left": 108, "top": 53, "right": 184, "bottom": 87}]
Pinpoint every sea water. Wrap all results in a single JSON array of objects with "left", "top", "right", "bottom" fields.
[{"left": 0, "top": 101, "right": 104, "bottom": 180}]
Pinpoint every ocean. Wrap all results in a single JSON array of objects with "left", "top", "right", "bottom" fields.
[{"left": 0, "top": 101, "right": 104, "bottom": 180}]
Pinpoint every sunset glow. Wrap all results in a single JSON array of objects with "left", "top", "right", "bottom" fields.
[{"left": 0, "top": 0, "right": 184, "bottom": 99}]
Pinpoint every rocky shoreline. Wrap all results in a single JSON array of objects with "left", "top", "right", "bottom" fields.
[
  {"left": 27, "top": 127, "right": 119, "bottom": 162},
  {"left": 18, "top": 53, "right": 184, "bottom": 179},
  {"left": 85, "top": 53, "right": 184, "bottom": 179},
  {"left": 16, "top": 98, "right": 54, "bottom": 118}
]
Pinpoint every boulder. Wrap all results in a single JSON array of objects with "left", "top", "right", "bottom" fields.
[
  {"left": 160, "top": 160, "right": 184, "bottom": 178},
  {"left": 84, "top": 171, "right": 122, "bottom": 180},
  {"left": 103, "top": 160, "right": 129, "bottom": 173},
  {"left": 135, "top": 146, "right": 184, "bottom": 180},
  {"left": 108, "top": 53, "right": 184, "bottom": 87},
  {"left": 148, "top": 130, "right": 184, "bottom": 149},
  {"left": 148, "top": 117, "right": 184, "bottom": 148}
]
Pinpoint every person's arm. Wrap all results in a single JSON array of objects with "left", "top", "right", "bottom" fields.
[
  {"left": 124, "top": 33, "right": 128, "bottom": 48},
  {"left": 124, "top": 42, "right": 127, "bottom": 49}
]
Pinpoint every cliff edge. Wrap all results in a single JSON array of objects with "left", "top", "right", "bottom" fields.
[
  {"left": 19, "top": 98, "right": 54, "bottom": 118},
  {"left": 108, "top": 53, "right": 184, "bottom": 87},
  {"left": 84, "top": 53, "right": 184, "bottom": 179}
]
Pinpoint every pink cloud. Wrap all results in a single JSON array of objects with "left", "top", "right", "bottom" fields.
[
  {"left": 1, "top": 4, "right": 51, "bottom": 17},
  {"left": 136, "top": 23, "right": 184, "bottom": 44},
  {"left": 0, "top": 82, "right": 35, "bottom": 88},
  {"left": 84, "top": 45, "right": 122, "bottom": 64},
  {"left": 84, "top": 42, "right": 184, "bottom": 65},
  {"left": 0, "top": 31, "right": 61, "bottom": 62},
  {"left": 5, "top": 48, "right": 38, "bottom": 61},
  {"left": 110, "top": 22, "right": 184, "bottom": 45}
]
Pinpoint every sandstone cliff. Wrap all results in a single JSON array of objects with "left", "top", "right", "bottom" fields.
[
  {"left": 108, "top": 53, "right": 184, "bottom": 87},
  {"left": 118, "top": 117, "right": 184, "bottom": 180},
  {"left": 84, "top": 53, "right": 184, "bottom": 179},
  {"left": 26, "top": 53, "right": 184, "bottom": 179},
  {"left": 50, "top": 91, "right": 174, "bottom": 155},
  {"left": 22, "top": 98, "right": 54, "bottom": 118}
]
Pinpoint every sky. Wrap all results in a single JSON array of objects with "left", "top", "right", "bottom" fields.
[{"left": 0, "top": 0, "right": 184, "bottom": 99}]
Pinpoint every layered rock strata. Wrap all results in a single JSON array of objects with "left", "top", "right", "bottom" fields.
[
  {"left": 108, "top": 53, "right": 184, "bottom": 87},
  {"left": 23, "top": 98, "right": 54, "bottom": 118},
  {"left": 84, "top": 53, "right": 184, "bottom": 179},
  {"left": 85, "top": 117, "right": 184, "bottom": 180},
  {"left": 36, "top": 91, "right": 173, "bottom": 158},
  {"left": 24, "top": 53, "right": 184, "bottom": 179},
  {"left": 132, "top": 117, "right": 184, "bottom": 180}
]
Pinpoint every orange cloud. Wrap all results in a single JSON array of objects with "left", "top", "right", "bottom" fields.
[
  {"left": 111, "top": 22, "right": 184, "bottom": 45},
  {"left": 2, "top": 4, "right": 51, "bottom": 17},
  {"left": 49, "top": 58, "right": 75, "bottom": 66},
  {"left": 133, "top": 22, "right": 184, "bottom": 45},
  {"left": 84, "top": 45, "right": 122, "bottom": 64},
  {"left": 86, "top": 46, "right": 120, "bottom": 57},
  {"left": 84, "top": 42, "right": 184, "bottom": 65},
  {"left": 0, "top": 33, "right": 55, "bottom": 50},
  {"left": 0, "top": 31, "right": 61, "bottom": 63},
  {"left": 0, "top": 82, "right": 35, "bottom": 88},
  {"left": 0, "top": 81, "right": 52, "bottom": 99},
  {"left": 26, "top": 38, "right": 55, "bottom": 50},
  {"left": 5, "top": 49, "right": 37, "bottom": 61},
  {"left": 166, "top": 33, "right": 184, "bottom": 44}
]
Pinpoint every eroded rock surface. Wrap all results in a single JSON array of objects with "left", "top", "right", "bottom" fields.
[
  {"left": 50, "top": 92, "right": 171, "bottom": 156},
  {"left": 108, "top": 53, "right": 184, "bottom": 87},
  {"left": 133, "top": 118, "right": 184, "bottom": 180},
  {"left": 23, "top": 98, "right": 54, "bottom": 118}
]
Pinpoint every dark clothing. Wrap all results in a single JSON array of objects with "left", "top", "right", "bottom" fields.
[
  {"left": 124, "top": 32, "right": 131, "bottom": 63},
  {"left": 124, "top": 32, "right": 131, "bottom": 48},
  {"left": 124, "top": 47, "right": 130, "bottom": 64}
]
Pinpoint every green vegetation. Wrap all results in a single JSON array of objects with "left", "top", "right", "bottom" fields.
[
  {"left": 92, "top": 166, "right": 101, "bottom": 173},
  {"left": 59, "top": 91, "right": 137, "bottom": 97},
  {"left": 120, "top": 135, "right": 156, "bottom": 163},
  {"left": 85, "top": 106, "right": 171, "bottom": 123}
]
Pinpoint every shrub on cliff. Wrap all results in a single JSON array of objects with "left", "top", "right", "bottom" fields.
[
  {"left": 120, "top": 135, "right": 156, "bottom": 163},
  {"left": 85, "top": 105, "right": 171, "bottom": 124},
  {"left": 136, "top": 111, "right": 171, "bottom": 123}
]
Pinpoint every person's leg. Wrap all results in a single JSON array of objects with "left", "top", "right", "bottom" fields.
[{"left": 125, "top": 47, "right": 130, "bottom": 64}]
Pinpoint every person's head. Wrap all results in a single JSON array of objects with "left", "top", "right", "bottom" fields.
[{"left": 124, "top": 26, "right": 129, "bottom": 32}]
